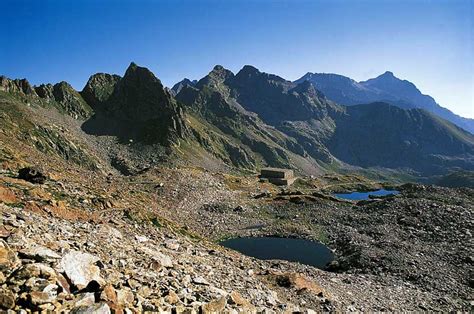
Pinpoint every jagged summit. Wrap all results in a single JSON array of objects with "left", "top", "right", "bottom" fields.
[
  {"left": 233, "top": 65, "right": 287, "bottom": 86},
  {"left": 290, "top": 80, "right": 324, "bottom": 98},
  {"left": 81, "top": 62, "right": 189, "bottom": 144},
  {"left": 170, "top": 78, "right": 197, "bottom": 96},
  {"left": 195, "top": 65, "right": 234, "bottom": 89},
  {"left": 81, "top": 73, "right": 121, "bottom": 108},
  {"left": 50, "top": 81, "right": 93, "bottom": 119},
  {"left": 0, "top": 76, "right": 92, "bottom": 119},
  {"left": 0, "top": 76, "right": 36, "bottom": 96},
  {"left": 378, "top": 70, "right": 395, "bottom": 78},
  {"left": 238, "top": 65, "right": 260, "bottom": 76}
]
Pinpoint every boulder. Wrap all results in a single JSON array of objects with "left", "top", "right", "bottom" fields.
[
  {"left": 193, "top": 276, "right": 209, "bottom": 285},
  {"left": 74, "top": 292, "right": 96, "bottom": 307},
  {"left": 70, "top": 302, "right": 111, "bottom": 314},
  {"left": 272, "top": 272, "right": 327, "bottom": 296},
  {"left": 138, "top": 246, "right": 173, "bottom": 268},
  {"left": 116, "top": 288, "right": 134, "bottom": 307},
  {"left": 19, "top": 245, "right": 61, "bottom": 262},
  {"left": 18, "top": 167, "right": 47, "bottom": 184},
  {"left": 228, "top": 291, "right": 252, "bottom": 307},
  {"left": 12, "top": 263, "right": 57, "bottom": 282},
  {"left": 201, "top": 296, "right": 226, "bottom": 313},
  {"left": 0, "top": 244, "right": 19, "bottom": 272},
  {"left": 164, "top": 239, "right": 180, "bottom": 250},
  {"left": 0, "top": 288, "right": 15, "bottom": 309},
  {"left": 59, "top": 251, "right": 105, "bottom": 290},
  {"left": 100, "top": 284, "right": 117, "bottom": 304},
  {"left": 0, "top": 187, "right": 17, "bottom": 204},
  {"left": 27, "top": 284, "right": 58, "bottom": 305}
]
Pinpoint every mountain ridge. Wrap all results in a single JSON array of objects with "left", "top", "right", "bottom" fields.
[
  {"left": 1, "top": 63, "right": 473, "bottom": 178},
  {"left": 295, "top": 71, "right": 474, "bottom": 134}
]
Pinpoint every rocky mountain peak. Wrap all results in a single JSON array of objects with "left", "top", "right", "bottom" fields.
[
  {"left": 290, "top": 80, "right": 325, "bottom": 99},
  {"left": 0, "top": 76, "right": 37, "bottom": 96},
  {"left": 196, "top": 65, "right": 234, "bottom": 89},
  {"left": 233, "top": 66, "right": 288, "bottom": 87},
  {"left": 81, "top": 63, "right": 189, "bottom": 144},
  {"left": 51, "top": 81, "right": 93, "bottom": 119},
  {"left": 370, "top": 71, "right": 397, "bottom": 82},
  {"left": 171, "top": 78, "right": 197, "bottom": 96},
  {"left": 34, "top": 83, "right": 54, "bottom": 100},
  {"left": 238, "top": 65, "right": 260, "bottom": 76},
  {"left": 361, "top": 71, "right": 421, "bottom": 100},
  {"left": 81, "top": 73, "right": 121, "bottom": 108},
  {"left": 122, "top": 62, "right": 165, "bottom": 88},
  {"left": 210, "top": 65, "right": 234, "bottom": 80}
]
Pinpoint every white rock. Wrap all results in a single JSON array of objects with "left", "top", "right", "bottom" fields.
[
  {"left": 138, "top": 246, "right": 173, "bottom": 268},
  {"left": 96, "top": 225, "right": 122, "bottom": 239},
  {"left": 135, "top": 235, "right": 149, "bottom": 243},
  {"left": 192, "top": 276, "right": 209, "bottom": 285},
  {"left": 71, "top": 302, "right": 111, "bottom": 314},
  {"left": 209, "top": 286, "right": 228, "bottom": 296},
  {"left": 20, "top": 245, "right": 61, "bottom": 261},
  {"left": 59, "top": 251, "right": 105, "bottom": 289},
  {"left": 74, "top": 292, "right": 95, "bottom": 307},
  {"left": 164, "top": 239, "right": 180, "bottom": 250}
]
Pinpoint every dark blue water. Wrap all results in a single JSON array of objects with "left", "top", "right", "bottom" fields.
[
  {"left": 220, "top": 237, "right": 334, "bottom": 269},
  {"left": 334, "top": 189, "right": 399, "bottom": 201}
]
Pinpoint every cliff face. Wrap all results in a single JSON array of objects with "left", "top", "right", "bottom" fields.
[
  {"left": 81, "top": 63, "right": 189, "bottom": 145},
  {"left": 81, "top": 73, "right": 121, "bottom": 108}
]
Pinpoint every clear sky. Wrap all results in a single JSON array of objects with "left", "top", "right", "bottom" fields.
[{"left": 1, "top": 0, "right": 473, "bottom": 118}]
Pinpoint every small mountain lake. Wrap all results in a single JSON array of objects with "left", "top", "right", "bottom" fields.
[
  {"left": 333, "top": 189, "right": 399, "bottom": 201},
  {"left": 220, "top": 237, "right": 334, "bottom": 269}
]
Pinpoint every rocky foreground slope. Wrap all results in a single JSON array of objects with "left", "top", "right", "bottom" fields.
[{"left": 0, "top": 160, "right": 473, "bottom": 312}]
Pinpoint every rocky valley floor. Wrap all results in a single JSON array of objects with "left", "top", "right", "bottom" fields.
[{"left": 0, "top": 154, "right": 473, "bottom": 312}]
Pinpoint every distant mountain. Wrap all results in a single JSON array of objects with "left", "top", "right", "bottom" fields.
[
  {"left": 328, "top": 102, "right": 474, "bottom": 174},
  {"left": 176, "top": 65, "right": 474, "bottom": 175},
  {"left": 295, "top": 71, "right": 474, "bottom": 134},
  {"left": 170, "top": 78, "right": 197, "bottom": 96}
]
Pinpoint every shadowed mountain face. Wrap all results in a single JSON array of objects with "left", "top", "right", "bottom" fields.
[
  {"left": 1, "top": 63, "right": 473, "bottom": 177},
  {"left": 175, "top": 65, "right": 314, "bottom": 170},
  {"left": 81, "top": 73, "right": 121, "bottom": 108},
  {"left": 226, "top": 66, "right": 337, "bottom": 124},
  {"left": 296, "top": 71, "right": 474, "bottom": 134},
  {"left": 81, "top": 63, "right": 188, "bottom": 144},
  {"left": 328, "top": 103, "right": 474, "bottom": 173}
]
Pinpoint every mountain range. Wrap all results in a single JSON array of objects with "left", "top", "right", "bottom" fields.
[
  {"left": 295, "top": 71, "right": 474, "bottom": 134},
  {"left": 1, "top": 63, "right": 473, "bottom": 180}
]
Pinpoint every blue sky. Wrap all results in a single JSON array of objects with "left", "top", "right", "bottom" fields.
[{"left": 1, "top": 0, "right": 472, "bottom": 118}]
